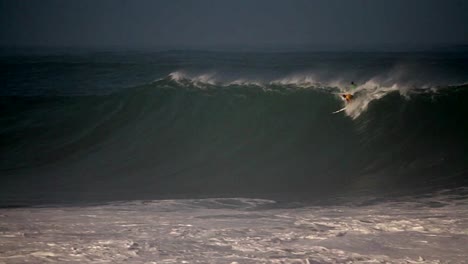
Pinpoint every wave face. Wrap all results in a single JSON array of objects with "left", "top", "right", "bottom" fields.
[{"left": 0, "top": 50, "right": 467, "bottom": 205}]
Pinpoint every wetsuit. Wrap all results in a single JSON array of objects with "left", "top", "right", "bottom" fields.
[{"left": 342, "top": 94, "right": 353, "bottom": 102}]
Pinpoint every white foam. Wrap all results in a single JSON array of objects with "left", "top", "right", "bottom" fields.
[
  {"left": 342, "top": 81, "right": 400, "bottom": 119},
  {"left": 271, "top": 73, "right": 320, "bottom": 88},
  {"left": 168, "top": 71, "right": 186, "bottom": 82},
  {"left": 0, "top": 192, "right": 467, "bottom": 263}
]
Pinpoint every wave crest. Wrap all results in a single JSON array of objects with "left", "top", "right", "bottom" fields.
[{"left": 158, "top": 70, "right": 466, "bottom": 118}]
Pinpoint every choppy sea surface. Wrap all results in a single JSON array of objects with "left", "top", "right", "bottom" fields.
[{"left": 1, "top": 188, "right": 467, "bottom": 263}]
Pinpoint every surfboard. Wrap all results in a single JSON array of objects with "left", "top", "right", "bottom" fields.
[{"left": 332, "top": 107, "right": 346, "bottom": 114}]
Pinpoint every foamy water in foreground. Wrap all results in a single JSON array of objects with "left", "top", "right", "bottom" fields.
[{"left": 1, "top": 189, "right": 467, "bottom": 263}]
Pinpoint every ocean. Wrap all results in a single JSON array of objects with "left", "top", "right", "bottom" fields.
[{"left": 0, "top": 49, "right": 467, "bottom": 263}]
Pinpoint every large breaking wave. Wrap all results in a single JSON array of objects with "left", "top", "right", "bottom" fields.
[
  {"left": 1, "top": 50, "right": 468, "bottom": 205},
  {"left": 1, "top": 71, "right": 467, "bottom": 205}
]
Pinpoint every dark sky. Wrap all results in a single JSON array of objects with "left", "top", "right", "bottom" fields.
[{"left": 1, "top": 0, "right": 467, "bottom": 49}]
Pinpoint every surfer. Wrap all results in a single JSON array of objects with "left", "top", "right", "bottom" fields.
[
  {"left": 333, "top": 82, "right": 357, "bottom": 113},
  {"left": 342, "top": 93, "right": 353, "bottom": 102},
  {"left": 342, "top": 82, "right": 357, "bottom": 103}
]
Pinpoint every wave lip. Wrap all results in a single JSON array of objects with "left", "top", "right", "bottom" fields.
[{"left": 162, "top": 70, "right": 467, "bottom": 118}]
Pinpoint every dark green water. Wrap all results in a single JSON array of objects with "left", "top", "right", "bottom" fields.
[{"left": 1, "top": 50, "right": 467, "bottom": 205}]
